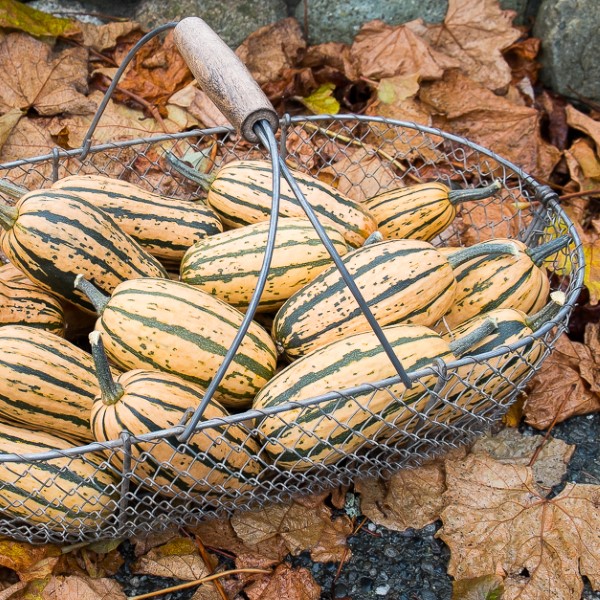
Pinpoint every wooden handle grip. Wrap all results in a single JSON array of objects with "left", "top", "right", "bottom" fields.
[{"left": 174, "top": 17, "right": 279, "bottom": 143}]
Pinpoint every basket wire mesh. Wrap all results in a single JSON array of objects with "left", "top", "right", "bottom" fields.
[{"left": 0, "top": 22, "right": 586, "bottom": 544}]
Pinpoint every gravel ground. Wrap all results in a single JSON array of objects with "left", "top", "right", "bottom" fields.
[{"left": 114, "top": 413, "right": 600, "bottom": 600}]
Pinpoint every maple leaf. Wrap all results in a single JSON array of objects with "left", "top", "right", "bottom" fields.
[
  {"left": 0, "top": 33, "right": 94, "bottom": 117},
  {"left": 0, "top": 540, "right": 60, "bottom": 583},
  {"left": 40, "top": 576, "right": 126, "bottom": 600},
  {"left": 421, "top": 0, "right": 522, "bottom": 91},
  {"left": 524, "top": 333, "right": 600, "bottom": 430},
  {"left": 439, "top": 453, "right": 600, "bottom": 600},
  {"left": 168, "top": 83, "right": 230, "bottom": 129},
  {"left": 301, "top": 42, "right": 358, "bottom": 82},
  {"left": 351, "top": 19, "right": 458, "bottom": 81},
  {"left": 309, "top": 515, "right": 353, "bottom": 563},
  {"left": 78, "top": 21, "right": 142, "bottom": 53},
  {"left": 244, "top": 564, "right": 320, "bottom": 600}
]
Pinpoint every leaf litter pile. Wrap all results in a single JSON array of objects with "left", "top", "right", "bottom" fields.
[{"left": 0, "top": 0, "right": 598, "bottom": 598}]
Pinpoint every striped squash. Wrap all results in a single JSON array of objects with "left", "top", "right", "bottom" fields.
[
  {"left": 204, "top": 160, "right": 377, "bottom": 247},
  {"left": 365, "top": 180, "right": 501, "bottom": 241},
  {"left": 0, "top": 277, "right": 65, "bottom": 335},
  {"left": 0, "top": 421, "right": 117, "bottom": 529},
  {"left": 0, "top": 325, "right": 117, "bottom": 442},
  {"left": 273, "top": 238, "right": 515, "bottom": 360},
  {"left": 253, "top": 321, "right": 494, "bottom": 469},
  {"left": 180, "top": 218, "right": 348, "bottom": 312},
  {"left": 0, "top": 262, "right": 26, "bottom": 282},
  {"left": 52, "top": 174, "right": 223, "bottom": 267},
  {"left": 442, "top": 236, "right": 569, "bottom": 328},
  {"left": 0, "top": 191, "right": 168, "bottom": 313},
  {"left": 89, "top": 332, "right": 262, "bottom": 498},
  {"left": 77, "top": 277, "right": 277, "bottom": 409}
]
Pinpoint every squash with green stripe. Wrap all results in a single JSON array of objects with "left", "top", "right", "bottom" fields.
[
  {"left": 0, "top": 325, "right": 119, "bottom": 442},
  {"left": 0, "top": 277, "right": 65, "bottom": 335},
  {"left": 442, "top": 236, "right": 569, "bottom": 328},
  {"left": 273, "top": 238, "right": 517, "bottom": 360},
  {"left": 197, "top": 159, "right": 377, "bottom": 248},
  {"left": 0, "top": 191, "right": 168, "bottom": 313},
  {"left": 89, "top": 332, "right": 262, "bottom": 497},
  {"left": 0, "top": 262, "right": 26, "bottom": 282},
  {"left": 76, "top": 276, "right": 277, "bottom": 409},
  {"left": 51, "top": 174, "right": 223, "bottom": 267},
  {"left": 253, "top": 320, "right": 495, "bottom": 469},
  {"left": 180, "top": 218, "right": 348, "bottom": 313},
  {"left": 365, "top": 180, "right": 501, "bottom": 241},
  {"left": 0, "top": 421, "right": 117, "bottom": 529}
]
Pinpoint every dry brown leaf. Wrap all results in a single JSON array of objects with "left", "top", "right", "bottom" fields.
[
  {"left": 190, "top": 518, "right": 248, "bottom": 557},
  {"left": 168, "top": 83, "right": 230, "bottom": 129},
  {"left": 131, "top": 537, "right": 209, "bottom": 581},
  {"left": 0, "top": 109, "right": 22, "bottom": 152},
  {"left": 351, "top": 19, "right": 458, "bottom": 81},
  {"left": 130, "top": 529, "right": 180, "bottom": 558},
  {"left": 452, "top": 574, "right": 504, "bottom": 600},
  {"left": 0, "top": 33, "right": 93, "bottom": 117},
  {"left": 566, "top": 105, "right": 600, "bottom": 152},
  {"left": 236, "top": 18, "right": 306, "bottom": 86},
  {"left": 190, "top": 585, "right": 223, "bottom": 600},
  {"left": 309, "top": 514, "right": 353, "bottom": 563},
  {"left": 0, "top": 581, "right": 27, "bottom": 600},
  {"left": 471, "top": 428, "right": 575, "bottom": 491},
  {"left": 79, "top": 21, "right": 142, "bottom": 52},
  {"left": 0, "top": 540, "right": 60, "bottom": 583},
  {"left": 439, "top": 453, "right": 600, "bottom": 600},
  {"left": 420, "top": 70, "right": 561, "bottom": 178},
  {"left": 524, "top": 333, "right": 600, "bottom": 430},
  {"left": 355, "top": 461, "right": 446, "bottom": 531},
  {"left": 301, "top": 42, "right": 358, "bottom": 81},
  {"left": 245, "top": 564, "right": 320, "bottom": 600},
  {"left": 41, "top": 576, "right": 126, "bottom": 600},
  {"left": 565, "top": 139, "right": 600, "bottom": 189},
  {"left": 231, "top": 501, "right": 328, "bottom": 557},
  {"left": 420, "top": 0, "right": 521, "bottom": 91},
  {"left": 503, "top": 37, "right": 541, "bottom": 87}
]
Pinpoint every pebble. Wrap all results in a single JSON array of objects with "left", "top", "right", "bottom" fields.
[
  {"left": 334, "top": 582, "right": 348, "bottom": 598},
  {"left": 375, "top": 583, "right": 391, "bottom": 596},
  {"left": 383, "top": 545, "right": 398, "bottom": 558},
  {"left": 358, "top": 576, "right": 374, "bottom": 592}
]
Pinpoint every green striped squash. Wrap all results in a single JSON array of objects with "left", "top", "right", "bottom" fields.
[
  {"left": 364, "top": 180, "right": 501, "bottom": 241},
  {"left": 89, "top": 337, "right": 262, "bottom": 497},
  {"left": 0, "top": 262, "right": 26, "bottom": 282},
  {"left": 254, "top": 324, "right": 456, "bottom": 469},
  {"left": 52, "top": 174, "right": 223, "bottom": 267},
  {"left": 205, "top": 160, "right": 377, "bottom": 247},
  {"left": 273, "top": 239, "right": 459, "bottom": 360},
  {"left": 180, "top": 218, "right": 348, "bottom": 313},
  {"left": 0, "top": 325, "right": 116, "bottom": 442},
  {"left": 0, "top": 277, "right": 65, "bottom": 335},
  {"left": 81, "top": 277, "right": 277, "bottom": 409},
  {"left": 0, "top": 191, "right": 168, "bottom": 313},
  {"left": 0, "top": 421, "right": 117, "bottom": 529}
]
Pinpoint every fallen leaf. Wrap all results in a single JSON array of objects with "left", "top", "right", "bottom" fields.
[
  {"left": 439, "top": 453, "right": 600, "bottom": 600},
  {"left": 0, "top": 540, "right": 60, "bottom": 583},
  {"left": 566, "top": 138, "right": 600, "bottom": 188},
  {"left": 78, "top": 21, "right": 142, "bottom": 52},
  {"left": 190, "top": 585, "right": 223, "bottom": 600},
  {"left": 0, "top": 109, "right": 22, "bottom": 151},
  {"left": 0, "top": 581, "right": 27, "bottom": 599},
  {"left": 298, "top": 83, "right": 340, "bottom": 115},
  {"left": 131, "top": 537, "right": 209, "bottom": 581},
  {"left": 0, "top": 33, "right": 94, "bottom": 116},
  {"left": 0, "top": 0, "right": 79, "bottom": 38},
  {"left": 41, "top": 576, "right": 126, "bottom": 600},
  {"left": 231, "top": 501, "right": 327, "bottom": 556},
  {"left": 421, "top": 0, "right": 521, "bottom": 91},
  {"left": 351, "top": 19, "right": 458, "bottom": 81},
  {"left": 503, "top": 37, "right": 541, "bottom": 86},
  {"left": 301, "top": 42, "right": 358, "bottom": 82},
  {"left": 355, "top": 461, "right": 446, "bottom": 531},
  {"left": 244, "top": 564, "right": 320, "bottom": 600},
  {"left": 419, "top": 70, "right": 561, "bottom": 178},
  {"left": 566, "top": 105, "right": 600, "bottom": 153},
  {"left": 377, "top": 73, "right": 421, "bottom": 104},
  {"left": 452, "top": 574, "right": 504, "bottom": 600},
  {"left": 309, "top": 514, "right": 353, "bottom": 563},
  {"left": 471, "top": 428, "right": 575, "bottom": 491},
  {"left": 130, "top": 529, "right": 180, "bottom": 558},
  {"left": 524, "top": 333, "right": 600, "bottom": 429},
  {"left": 168, "top": 83, "right": 230, "bottom": 129},
  {"left": 236, "top": 18, "right": 306, "bottom": 86}
]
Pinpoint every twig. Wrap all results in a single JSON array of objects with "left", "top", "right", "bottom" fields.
[
  {"left": 192, "top": 534, "right": 228, "bottom": 600},
  {"left": 65, "top": 38, "right": 118, "bottom": 67},
  {"left": 127, "top": 568, "right": 271, "bottom": 600},
  {"left": 559, "top": 188, "right": 600, "bottom": 201}
]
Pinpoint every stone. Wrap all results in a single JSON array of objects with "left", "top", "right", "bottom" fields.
[
  {"left": 534, "top": 0, "right": 600, "bottom": 102},
  {"left": 295, "top": 0, "right": 531, "bottom": 45},
  {"left": 134, "top": 0, "right": 288, "bottom": 48}
]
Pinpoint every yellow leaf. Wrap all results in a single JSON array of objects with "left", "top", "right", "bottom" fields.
[
  {"left": 299, "top": 84, "right": 340, "bottom": 115},
  {"left": 0, "top": 0, "right": 79, "bottom": 38}
]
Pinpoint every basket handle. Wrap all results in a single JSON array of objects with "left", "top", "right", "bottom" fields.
[{"left": 174, "top": 17, "right": 279, "bottom": 143}]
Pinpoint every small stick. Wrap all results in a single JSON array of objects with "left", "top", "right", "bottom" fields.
[
  {"left": 559, "top": 188, "right": 600, "bottom": 201},
  {"left": 192, "top": 534, "right": 228, "bottom": 600},
  {"left": 127, "top": 568, "right": 271, "bottom": 600}
]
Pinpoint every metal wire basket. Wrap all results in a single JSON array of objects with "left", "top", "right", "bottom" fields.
[{"left": 0, "top": 19, "right": 585, "bottom": 544}]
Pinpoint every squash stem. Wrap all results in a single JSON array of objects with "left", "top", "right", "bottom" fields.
[
  {"left": 526, "top": 236, "right": 570, "bottom": 266},
  {"left": 0, "top": 203, "right": 18, "bottom": 231},
  {"left": 363, "top": 231, "right": 383, "bottom": 246},
  {"left": 0, "top": 180, "right": 28, "bottom": 200},
  {"left": 89, "top": 331, "right": 124, "bottom": 406},
  {"left": 74, "top": 275, "right": 109, "bottom": 313},
  {"left": 449, "top": 317, "right": 497, "bottom": 356},
  {"left": 447, "top": 241, "right": 519, "bottom": 269},
  {"left": 448, "top": 179, "right": 502, "bottom": 205},
  {"left": 166, "top": 151, "right": 215, "bottom": 191},
  {"left": 525, "top": 290, "right": 566, "bottom": 331}
]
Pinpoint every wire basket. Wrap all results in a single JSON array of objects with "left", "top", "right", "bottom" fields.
[{"left": 0, "top": 20, "right": 585, "bottom": 544}]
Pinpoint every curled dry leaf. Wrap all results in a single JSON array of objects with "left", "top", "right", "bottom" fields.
[
  {"left": 301, "top": 42, "right": 358, "bottom": 82},
  {"left": 0, "top": 33, "right": 94, "bottom": 117},
  {"left": 78, "top": 21, "right": 142, "bottom": 53},
  {"left": 244, "top": 564, "right": 320, "bottom": 600},
  {"left": 439, "top": 453, "right": 600, "bottom": 600},
  {"left": 0, "top": 109, "right": 23, "bottom": 152},
  {"left": 132, "top": 537, "right": 212, "bottom": 581},
  {"left": 351, "top": 19, "right": 458, "bottom": 81},
  {"left": 524, "top": 333, "right": 600, "bottom": 430},
  {"left": 168, "top": 83, "right": 230, "bottom": 129},
  {"left": 355, "top": 461, "right": 446, "bottom": 532},
  {"left": 236, "top": 18, "right": 306, "bottom": 86},
  {"left": 0, "top": 540, "right": 60, "bottom": 583},
  {"left": 309, "top": 514, "right": 353, "bottom": 563},
  {"left": 566, "top": 105, "right": 600, "bottom": 152},
  {"left": 471, "top": 428, "right": 575, "bottom": 491},
  {"left": 40, "top": 576, "right": 127, "bottom": 600},
  {"left": 420, "top": 0, "right": 521, "bottom": 91}
]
